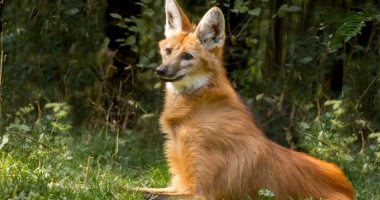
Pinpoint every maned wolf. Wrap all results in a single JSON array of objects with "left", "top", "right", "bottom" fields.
[{"left": 137, "top": 0, "right": 354, "bottom": 199}]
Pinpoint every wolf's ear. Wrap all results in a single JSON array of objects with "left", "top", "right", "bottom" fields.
[
  {"left": 195, "top": 7, "right": 225, "bottom": 50},
  {"left": 165, "top": 0, "right": 192, "bottom": 38}
]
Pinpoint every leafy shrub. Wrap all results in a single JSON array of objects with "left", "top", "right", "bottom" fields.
[{"left": 1, "top": 102, "right": 72, "bottom": 152}]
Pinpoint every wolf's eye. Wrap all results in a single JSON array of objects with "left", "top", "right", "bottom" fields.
[
  {"left": 165, "top": 48, "right": 172, "bottom": 55},
  {"left": 182, "top": 53, "right": 193, "bottom": 60}
]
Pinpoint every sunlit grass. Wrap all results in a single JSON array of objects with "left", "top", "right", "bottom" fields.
[
  {"left": 0, "top": 129, "right": 379, "bottom": 199},
  {"left": 0, "top": 130, "right": 169, "bottom": 199}
]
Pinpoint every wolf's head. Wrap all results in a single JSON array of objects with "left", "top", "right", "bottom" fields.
[{"left": 156, "top": 0, "right": 225, "bottom": 93}]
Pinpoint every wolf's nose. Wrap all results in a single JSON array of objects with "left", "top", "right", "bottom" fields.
[{"left": 155, "top": 66, "right": 167, "bottom": 76}]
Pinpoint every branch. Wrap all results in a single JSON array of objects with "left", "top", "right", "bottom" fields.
[{"left": 8, "top": 132, "right": 58, "bottom": 154}]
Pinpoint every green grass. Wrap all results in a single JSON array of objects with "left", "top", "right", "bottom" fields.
[
  {"left": 0, "top": 130, "right": 170, "bottom": 199},
  {"left": 0, "top": 129, "right": 379, "bottom": 199}
]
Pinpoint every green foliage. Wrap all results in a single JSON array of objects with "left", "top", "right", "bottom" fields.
[
  {"left": 327, "top": 11, "right": 373, "bottom": 52},
  {"left": 1, "top": 0, "right": 380, "bottom": 198},
  {"left": 230, "top": 0, "right": 263, "bottom": 16},
  {"left": 275, "top": 4, "right": 302, "bottom": 18},
  {"left": 1, "top": 102, "right": 72, "bottom": 154},
  {"left": 0, "top": 103, "right": 167, "bottom": 199},
  {"left": 2, "top": 0, "right": 106, "bottom": 124},
  {"left": 257, "top": 188, "right": 275, "bottom": 199},
  {"left": 110, "top": 0, "right": 163, "bottom": 69}
]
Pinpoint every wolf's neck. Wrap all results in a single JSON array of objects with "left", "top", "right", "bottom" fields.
[{"left": 165, "top": 73, "right": 212, "bottom": 94}]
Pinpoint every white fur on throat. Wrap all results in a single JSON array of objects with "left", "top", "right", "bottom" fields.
[{"left": 166, "top": 74, "right": 210, "bottom": 94}]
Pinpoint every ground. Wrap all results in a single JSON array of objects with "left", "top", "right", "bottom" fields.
[{"left": 0, "top": 130, "right": 379, "bottom": 199}]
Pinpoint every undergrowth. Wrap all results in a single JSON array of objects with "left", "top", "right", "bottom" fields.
[
  {"left": 0, "top": 103, "right": 169, "bottom": 199},
  {"left": 0, "top": 130, "right": 170, "bottom": 199},
  {"left": 0, "top": 102, "right": 379, "bottom": 199}
]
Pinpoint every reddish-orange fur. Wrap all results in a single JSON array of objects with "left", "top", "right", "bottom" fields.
[{"left": 138, "top": 1, "right": 354, "bottom": 199}]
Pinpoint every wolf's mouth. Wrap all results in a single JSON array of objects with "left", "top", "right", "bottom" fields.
[{"left": 157, "top": 75, "right": 185, "bottom": 82}]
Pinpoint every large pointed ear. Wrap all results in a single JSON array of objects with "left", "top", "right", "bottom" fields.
[
  {"left": 165, "top": 0, "right": 192, "bottom": 38},
  {"left": 195, "top": 7, "right": 225, "bottom": 50}
]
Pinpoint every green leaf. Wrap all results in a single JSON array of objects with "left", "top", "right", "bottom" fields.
[
  {"left": 19, "top": 124, "right": 31, "bottom": 132},
  {"left": 144, "top": 9, "right": 154, "bottom": 17},
  {"left": 232, "top": 0, "right": 250, "bottom": 14},
  {"left": 115, "top": 38, "right": 125, "bottom": 43},
  {"left": 123, "top": 18, "right": 133, "bottom": 23},
  {"left": 245, "top": 37, "right": 258, "bottom": 47},
  {"left": 327, "top": 11, "right": 373, "bottom": 53},
  {"left": 110, "top": 13, "right": 123, "bottom": 20},
  {"left": 277, "top": 4, "right": 289, "bottom": 17},
  {"left": 6, "top": 123, "right": 31, "bottom": 132},
  {"left": 369, "top": 133, "right": 380, "bottom": 142},
  {"left": 256, "top": 93, "right": 265, "bottom": 101},
  {"left": 369, "top": 132, "right": 380, "bottom": 138},
  {"left": 287, "top": 5, "right": 302, "bottom": 12},
  {"left": 298, "top": 57, "right": 313, "bottom": 64},
  {"left": 124, "top": 36, "right": 136, "bottom": 46},
  {"left": 277, "top": 4, "right": 301, "bottom": 17},
  {"left": 54, "top": 110, "right": 68, "bottom": 119},
  {"left": 65, "top": 8, "right": 80, "bottom": 16},
  {"left": 128, "top": 26, "right": 140, "bottom": 33},
  {"left": 298, "top": 122, "right": 310, "bottom": 129},
  {"left": 248, "top": 8, "right": 262, "bottom": 16},
  {"left": 0, "top": 135, "right": 9, "bottom": 149},
  {"left": 258, "top": 188, "right": 275, "bottom": 197},
  {"left": 116, "top": 22, "right": 128, "bottom": 29}
]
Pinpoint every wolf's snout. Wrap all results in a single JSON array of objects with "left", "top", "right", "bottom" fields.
[{"left": 155, "top": 65, "right": 168, "bottom": 76}]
